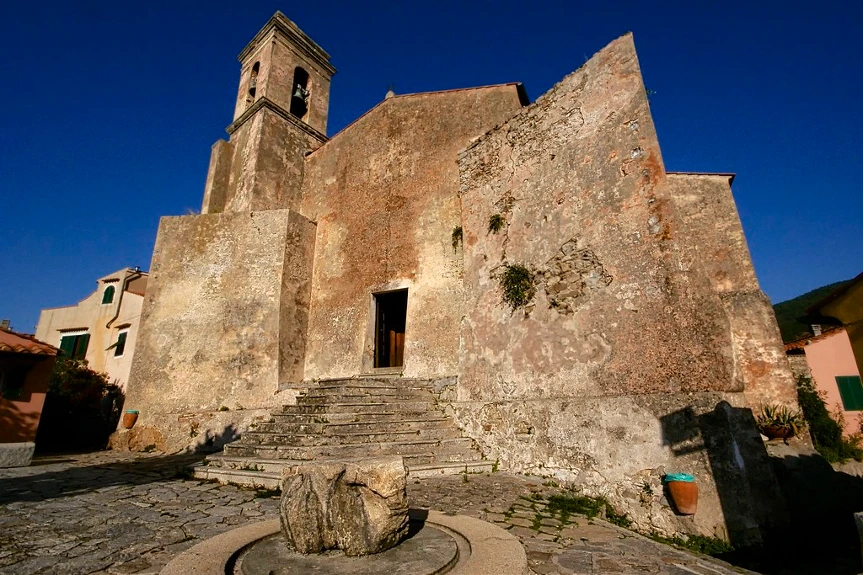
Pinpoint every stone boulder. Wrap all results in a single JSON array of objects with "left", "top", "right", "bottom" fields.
[{"left": 279, "top": 457, "right": 410, "bottom": 556}]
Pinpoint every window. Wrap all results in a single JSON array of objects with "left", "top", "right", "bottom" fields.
[
  {"left": 246, "top": 61, "right": 260, "bottom": 106},
  {"left": 113, "top": 331, "right": 128, "bottom": 357},
  {"left": 59, "top": 332, "right": 89, "bottom": 360},
  {"left": 0, "top": 365, "right": 28, "bottom": 400},
  {"left": 835, "top": 376, "right": 863, "bottom": 411},
  {"left": 290, "top": 66, "right": 310, "bottom": 118},
  {"left": 102, "top": 285, "right": 115, "bottom": 304}
]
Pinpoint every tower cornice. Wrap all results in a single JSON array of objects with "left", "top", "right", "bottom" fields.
[
  {"left": 238, "top": 11, "right": 336, "bottom": 77},
  {"left": 225, "top": 96, "right": 328, "bottom": 143}
]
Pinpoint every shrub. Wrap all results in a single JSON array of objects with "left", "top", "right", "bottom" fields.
[
  {"left": 36, "top": 358, "right": 123, "bottom": 452},
  {"left": 796, "top": 375, "right": 862, "bottom": 463}
]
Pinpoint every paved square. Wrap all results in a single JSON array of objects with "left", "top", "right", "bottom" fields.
[{"left": 0, "top": 452, "right": 750, "bottom": 575}]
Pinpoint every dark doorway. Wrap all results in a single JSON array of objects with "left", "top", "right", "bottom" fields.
[{"left": 374, "top": 290, "right": 407, "bottom": 368}]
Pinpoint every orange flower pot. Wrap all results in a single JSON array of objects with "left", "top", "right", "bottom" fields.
[
  {"left": 667, "top": 480, "right": 698, "bottom": 515},
  {"left": 122, "top": 410, "right": 139, "bottom": 429}
]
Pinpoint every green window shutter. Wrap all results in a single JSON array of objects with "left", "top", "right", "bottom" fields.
[
  {"left": 114, "top": 332, "right": 127, "bottom": 357},
  {"left": 835, "top": 376, "right": 863, "bottom": 411},
  {"left": 102, "top": 285, "right": 115, "bottom": 304},
  {"left": 74, "top": 333, "right": 90, "bottom": 360},
  {"left": 58, "top": 336, "right": 75, "bottom": 357}
]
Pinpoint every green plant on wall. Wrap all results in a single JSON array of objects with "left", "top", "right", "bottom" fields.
[
  {"left": 796, "top": 375, "right": 862, "bottom": 462},
  {"left": 451, "top": 226, "right": 463, "bottom": 250},
  {"left": 488, "top": 214, "right": 505, "bottom": 234},
  {"left": 499, "top": 264, "right": 535, "bottom": 310}
]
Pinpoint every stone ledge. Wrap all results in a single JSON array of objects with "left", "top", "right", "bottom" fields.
[
  {"left": 159, "top": 509, "right": 527, "bottom": 575},
  {"left": 0, "top": 442, "right": 35, "bottom": 468}
]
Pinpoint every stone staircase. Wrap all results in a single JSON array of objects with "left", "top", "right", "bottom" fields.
[{"left": 192, "top": 377, "right": 492, "bottom": 489}]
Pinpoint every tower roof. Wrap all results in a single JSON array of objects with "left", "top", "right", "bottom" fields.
[{"left": 238, "top": 11, "right": 336, "bottom": 76}]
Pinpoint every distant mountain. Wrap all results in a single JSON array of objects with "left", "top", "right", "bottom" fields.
[{"left": 773, "top": 279, "right": 854, "bottom": 343}]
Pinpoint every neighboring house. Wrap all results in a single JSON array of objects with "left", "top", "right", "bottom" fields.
[
  {"left": 786, "top": 274, "right": 863, "bottom": 437},
  {"left": 35, "top": 268, "right": 148, "bottom": 390},
  {"left": 0, "top": 327, "right": 57, "bottom": 467}
]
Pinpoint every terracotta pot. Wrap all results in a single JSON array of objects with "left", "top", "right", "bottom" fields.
[
  {"left": 122, "top": 411, "right": 139, "bottom": 429},
  {"left": 761, "top": 425, "right": 794, "bottom": 440},
  {"left": 667, "top": 480, "right": 698, "bottom": 515}
]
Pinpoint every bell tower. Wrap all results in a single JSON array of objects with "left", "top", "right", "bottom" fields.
[
  {"left": 232, "top": 12, "right": 335, "bottom": 135},
  {"left": 201, "top": 12, "right": 336, "bottom": 214}
]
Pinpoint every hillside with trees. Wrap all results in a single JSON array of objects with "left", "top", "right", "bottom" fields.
[{"left": 773, "top": 278, "right": 854, "bottom": 343}]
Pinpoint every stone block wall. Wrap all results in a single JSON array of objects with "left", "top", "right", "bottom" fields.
[
  {"left": 452, "top": 33, "right": 789, "bottom": 544},
  {"left": 299, "top": 86, "right": 525, "bottom": 380},
  {"left": 666, "top": 173, "right": 798, "bottom": 407},
  {"left": 202, "top": 108, "right": 322, "bottom": 214},
  {"left": 457, "top": 33, "right": 735, "bottom": 401},
  {"left": 122, "top": 209, "right": 315, "bottom": 451}
]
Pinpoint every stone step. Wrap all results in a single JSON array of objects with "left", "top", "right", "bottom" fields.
[
  {"left": 203, "top": 449, "right": 486, "bottom": 474},
  {"left": 239, "top": 426, "right": 461, "bottom": 446},
  {"left": 297, "top": 393, "right": 435, "bottom": 405},
  {"left": 408, "top": 460, "right": 496, "bottom": 478},
  {"left": 252, "top": 417, "right": 451, "bottom": 435},
  {"left": 193, "top": 455, "right": 495, "bottom": 489},
  {"left": 269, "top": 411, "right": 437, "bottom": 424},
  {"left": 223, "top": 437, "right": 477, "bottom": 460},
  {"left": 191, "top": 466, "right": 282, "bottom": 490},
  {"left": 311, "top": 377, "right": 438, "bottom": 388},
  {"left": 192, "top": 458, "right": 492, "bottom": 489},
  {"left": 280, "top": 402, "right": 437, "bottom": 414},
  {"left": 303, "top": 384, "right": 434, "bottom": 396}
]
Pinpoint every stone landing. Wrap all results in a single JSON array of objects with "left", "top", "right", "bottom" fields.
[{"left": 193, "top": 377, "right": 493, "bottom": 488}]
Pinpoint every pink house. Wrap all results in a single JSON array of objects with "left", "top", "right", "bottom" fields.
[
  {"left": 0, "top": 327, "right": 58, "bottom": 467},
  {"left": 787, "top": 327, "right": 862, "bottom": 437}
]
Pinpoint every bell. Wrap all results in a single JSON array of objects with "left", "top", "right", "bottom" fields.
[{"left": 293, "top": 85, "right": 308, "bottom": 100}]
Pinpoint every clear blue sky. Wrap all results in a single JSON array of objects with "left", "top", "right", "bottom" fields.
[{"left": 1, "top": 1, "right": 860, "bottom": 333}]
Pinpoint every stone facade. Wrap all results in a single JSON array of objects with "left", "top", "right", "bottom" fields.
[{"left": 122, "top": 12, "right": 798, "bottom": 544}]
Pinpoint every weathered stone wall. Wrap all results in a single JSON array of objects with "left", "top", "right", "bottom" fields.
[
  {"left": 202, "top": 108, "right": 322, "bottom": 214},
  {"left": 123, "top": 209, "right": 315, "bottom": 451},
  {"left": 457, "top": 34, "right": 735, "bottom": 401},
  {"left": 300, "top": 86, "right": 524, "bottom": 379},
  {"left": 452, "top": 33, "right": 787, "bottom": 543},
  {"left": 666, "top": 173, "right": 798, "bottom": 407},
  {"left": 444, "top": 390, "right": 785, "bottom": 545},
  {"left": 786, "top": 352, "right": 811, "bottom": 380}
]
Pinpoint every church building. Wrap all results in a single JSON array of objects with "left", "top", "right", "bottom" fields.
[{"left": 119, "top": 12, "right": 798, "bottom": 544}]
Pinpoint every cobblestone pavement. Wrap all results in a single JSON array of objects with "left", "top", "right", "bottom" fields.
[
  {"left": 0, "top": 452, "right": 753, "bottom": 575},
  {"left": 408, "top": 474, "right": 754, "bottom": 575}
]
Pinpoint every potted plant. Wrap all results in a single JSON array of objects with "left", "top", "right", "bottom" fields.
[
  {"left": 664, "top": 473, "right": 698, "bottom": 515},
  {"left": 122, "top": 409, "right": 139, "bottom": 429},
  {"left": 756, "top": 404, "right": 804, "bottom": 440}
]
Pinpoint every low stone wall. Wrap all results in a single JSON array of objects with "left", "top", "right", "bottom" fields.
[
  {"left": 444, "top": 389, "right": 788, "bottom": 546},
  {"left": 0, "top": 442, "right": 36, "bottom": 468}
]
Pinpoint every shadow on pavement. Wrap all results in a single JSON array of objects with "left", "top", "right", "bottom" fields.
[{"left": 0, "top": 451, "right": 207, "bottom": 506}]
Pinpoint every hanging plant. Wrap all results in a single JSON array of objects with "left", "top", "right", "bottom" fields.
[
  {"left": 499, "top": 264, "right": 535, "bottom": 310},
  {"left": 451, "top": 226, "right": 463, "bottom": 250}
]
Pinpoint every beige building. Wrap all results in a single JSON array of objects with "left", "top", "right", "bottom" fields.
[
  {"left": 36, "top": 268, "right": 148, "bottom": 389},
  {"left": 120, "top": 13, "right": 799, "bottom": 545}
]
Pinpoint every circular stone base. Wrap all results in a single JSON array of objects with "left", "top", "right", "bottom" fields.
[
  {"left": 160, "top": 510, "right": 527, "bottom": 575},
  {"left": 236, "top": 521, "right": 458, "bottom": 575}
]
